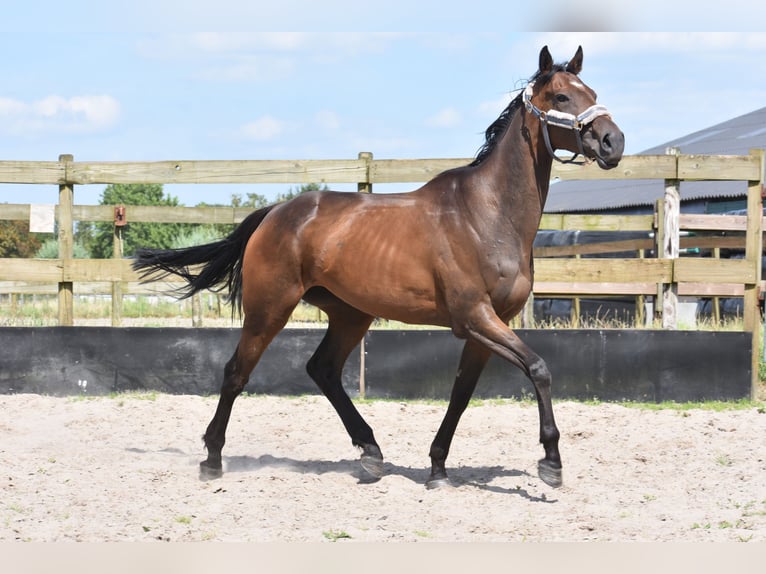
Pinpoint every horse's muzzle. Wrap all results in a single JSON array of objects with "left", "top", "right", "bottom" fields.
[{"left": 585, "top": 117, "right": 625, "bottom": 170}]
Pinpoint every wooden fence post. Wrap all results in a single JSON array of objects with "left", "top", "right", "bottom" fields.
[
  {"left": 357, "top": 151, "right": 373, "bottom": 399},
  {"left": 57, "top": 154, "right": 74, "bottom": 326},
  {"left": 636, "top": 247, "right": 646, "bottom": 326},
  {"left": 521, "top": 293, "right": 535, "bottom": 328},
  {"left": 654, "top": 198, "right": 664, "bottom": 324},
  {"left": 661, "top": 147, "right": 680, "bottom": 329},
  {"left": 112, "top": 206, "right": 124, "bottom": 326},
  {"left": 358, "top": 152, "right": 373, "bottom": 194},
  {"left": 745, "top": 148, "right": 764, "bottom": 399}
]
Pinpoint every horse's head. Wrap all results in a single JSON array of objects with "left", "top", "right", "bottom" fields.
[{"left": 524, "top": 45, "right": 624, "bottom": 169}]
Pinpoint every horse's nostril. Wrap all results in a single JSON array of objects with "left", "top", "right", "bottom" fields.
[{"left": 602, "top": 133, "right": 612, "bottom": 152}]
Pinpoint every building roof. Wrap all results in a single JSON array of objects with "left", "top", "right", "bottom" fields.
[{"left": 545, "top": 106, "right": 766, "bottom": 213}]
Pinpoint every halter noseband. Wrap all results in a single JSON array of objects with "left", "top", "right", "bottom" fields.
[{"left": 523, "top": 81, "right": 612, "bottom": 165}]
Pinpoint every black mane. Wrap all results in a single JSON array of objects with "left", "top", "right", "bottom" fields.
[{"left": 470, "top": 63, "right": 568, "bottom": 167}]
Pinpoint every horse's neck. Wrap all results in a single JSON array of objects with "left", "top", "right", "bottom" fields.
[{"left": 469, "top": 111, "right": 552, "bottom": 235}]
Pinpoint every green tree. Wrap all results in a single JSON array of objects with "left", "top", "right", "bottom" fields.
[
  {"left": 89, "top": 183, "right": 186, "bottom": 258},
  {"left": 35, "top": 238, "right": 89, "bottom": 259},
  {"left": 276, "top": 182, "right": 329, "bottom": 203},
  {"left": 230, "top": 192, "right": 270, "bottom": 209},
  {"left": 0, "top": 220, "right": 45, "bottom": 257}
]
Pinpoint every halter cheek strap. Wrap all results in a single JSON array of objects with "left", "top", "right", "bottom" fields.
[{"left": 523, "top": 81, "right": 612, "bottom": 165}]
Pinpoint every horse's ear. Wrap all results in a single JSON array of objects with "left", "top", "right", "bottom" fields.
[
  {"left": 566, "top": 46, "right": 583, "bottom": 75},
  {"left": 538, "top": 45, "right": 553, "bottom": 74}
]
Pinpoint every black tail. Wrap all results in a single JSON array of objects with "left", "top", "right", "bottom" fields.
[{"left": 132, "top": 205, "right": 276, "bottom": 313}]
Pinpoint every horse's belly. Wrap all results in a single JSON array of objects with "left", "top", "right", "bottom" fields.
[{"left": 491, "top": 274, "right": 532, "bottom": 320}]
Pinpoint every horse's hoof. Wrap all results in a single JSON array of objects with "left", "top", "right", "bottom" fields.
[
  {"left": 199, "top": 461, "right": 223, "bottom": 481},
  {"left": 360, "top": 454, "right": 384, "bottom": 479},
  {"left": 425, "top": 476, "right": 453, "bottom": 490},
  {"left": 537, "top": 459, "right": 563, "bottom": 488}
]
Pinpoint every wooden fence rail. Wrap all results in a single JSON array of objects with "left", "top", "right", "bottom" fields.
[{"left": 1, "top": 151, "right": 764, "bottom": 396}]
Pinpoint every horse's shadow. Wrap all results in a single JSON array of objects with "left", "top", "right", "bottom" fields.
[
  {"left": 126, "top": 447, "right": 555, "bottom": 502},
  {"left": 222, "top": 453, "right": 555, "bottom": 502}
]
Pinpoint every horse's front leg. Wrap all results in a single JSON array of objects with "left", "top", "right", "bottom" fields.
[
  {"left": 304, "top": 291, "right": 383, "bottom": 481},
  {"left": 427, "top": 339, "right": 491, "bottom": 488},
  {"left": 465, "top": 307, "right": 562, "bottom": 488}
]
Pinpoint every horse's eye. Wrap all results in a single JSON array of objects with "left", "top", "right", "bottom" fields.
[{"left": 555, "top": 94, "right": 569, "bottom": 103}]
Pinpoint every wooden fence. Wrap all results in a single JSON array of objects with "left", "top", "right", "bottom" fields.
[{"left": 1, "top": 150, "right": 764, "bottom": 396}]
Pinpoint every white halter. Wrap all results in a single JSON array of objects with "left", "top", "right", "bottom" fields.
[{"left": 522, "top": 81, "right": 612, "bottom": 164}]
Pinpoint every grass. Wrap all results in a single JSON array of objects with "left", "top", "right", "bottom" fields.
[
  {"left": 322, "top": 529, "right": 352, "bottom": 542},
  {"left": 62, "top": 392, "right": 764, "bottom": 412},
  {"left": 467, "top": 396, "right": 764, "bottom": 412},
  {"left": 715, "top": 453, "right": 734, "bottom": 467},
  {"left": 0, "top": 294, "right": 753, "bottom": 330},
  {"left": 234, "top": 391, "right": 766, "bottom": 412},
  {"left": 608, "top": 398, "right": 761, "bottom": 412},
  {"left": 67, "top": 391, "right": 158, "bottom": 404},
  {"left": 174, "top": 516, "right": 193, "bottom": 525}
]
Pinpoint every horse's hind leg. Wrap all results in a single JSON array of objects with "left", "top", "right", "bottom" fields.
[
  {"left": 200, "top": 305, "right": 297, "bottom": 480},
  {"left": 303, "top": 288, "right": 381, "bottom": 479}
]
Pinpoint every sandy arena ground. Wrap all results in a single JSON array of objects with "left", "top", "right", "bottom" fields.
[{"left": 1, "top": 393, "right": 765, "bottom": 542}]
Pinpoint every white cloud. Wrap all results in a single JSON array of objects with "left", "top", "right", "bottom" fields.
[
  {"left": 314, "top": 110, "right": 340, "bottom": 131},
  {"left": 478, "top": 95, "right": 512, "bottom": 118},
  {"left": 189, "top": 32, "right": 307, "bottom": 53},
  {"left": 138, "top": 33, "right": 405, "bottom": 83},
  {"left": 0, "top": 94, "right": 120, "bottom": 135},
  {"left": 426, "top": 107, "right": 462, "bottom": 128},
  {"left": 530, "top": 32, "right": 766, "bottom": 59},
  {"left": 194, "top": 55, "right": 296, "bottom": 83},
  {"left": 239, "top": 116, "right": 284, "bottom": 141}
]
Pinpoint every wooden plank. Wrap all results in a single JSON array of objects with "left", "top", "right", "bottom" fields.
[
  {"left": 679, "top": 235, "right": 745, "bottom": 250},
  {"left": 673, "top": 257, "right": 756, "bottom": 284},
  {"left": 3, "top": 258, "right": 752, "bottom": 294},
  {"left": 66, "top": 159, "right": 369, "bottom": 185},
  {"left": 677, "top": 283, "right": 745, "bottom": 297},
  {"left": 551, "top": 154, "right": 677, "bottom": 180},
  {"left": 71, "top": 204, "right": 254, "bottom": 224},
  {"left": 369, "top": 155, "right": 679, "bottom": 183},
  {"left": 126, "top": 205, "right": 252, "bottom": 225},
  {"left": 0, "top": 154, "right": 759, "bottom": 188},
  {"left": 0, "top": 279, "right": 206, "bottom": 296},
  {"left": 0, "top": 204, "right": 35, "bottom": 220},
  {"left": 534, "top": 258, "right": 672, "bottom": 283},
  {"left": 0, "top": 259, "right": 64, "bottom": 282},
  {"left": 539, "top": 213, "right": 654, "bottom": 231},
  {"left": 61, "top": 259, "right": 136, "bottom": 282},
  {"left": 534, "top": 238, "right": 654, "bottom": 257},
  {"left": 0, "top": 279, "right": 742, "bottom": 299},
  {"left": 0, "top": 161, "right": 65, "bottom": 184},
  {"left": 369, "top": 158, "right": 468, "bottom": 183},
  {"left": 680, "top": 213, "right": 748, "bottom": 231},
  {"left": 678, "top": 154, "right": 761, "bottom": 181},
  {"left": 0, "top": 259, "right": 143, "bottom": 283},
  {"left": 0, "top": 257, "right": 677, "bottom": 293},
  {"left": 534, "top": 281, "right": 657, "bottom": 295}
]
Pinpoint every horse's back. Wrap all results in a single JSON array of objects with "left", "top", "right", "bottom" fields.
[{"left": 244, "top": 186, "right": 459, "bottom": 325}]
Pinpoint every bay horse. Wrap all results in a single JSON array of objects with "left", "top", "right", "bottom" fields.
[{"left": 134, "top": 45, "right": 624, "bottom": 489}]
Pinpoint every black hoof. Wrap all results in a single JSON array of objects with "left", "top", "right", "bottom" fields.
[
  {"left": 199, "top": 461, "right": 223, "bottom": 481},
  {"left": 538, "top": 459, "right": 563, "bottom": 488},
  {"left": 425, "top": 476, "right": 453, "bottom": 490},
  {"left": 360, "top": 454, "right": 384, "bottom": 480}
]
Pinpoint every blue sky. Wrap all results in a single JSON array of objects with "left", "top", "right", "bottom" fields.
[{"left": 2, "top": 20, "right": 766, "bottom": 205}]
